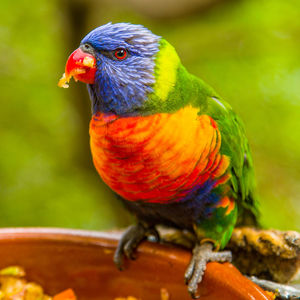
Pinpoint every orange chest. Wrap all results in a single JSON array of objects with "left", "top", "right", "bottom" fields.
[{"left": 89, "top": 106, "right": 230, "bottom": 203}]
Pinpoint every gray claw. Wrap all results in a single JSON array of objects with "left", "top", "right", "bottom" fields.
[
  {"left": 114, "top": 223, "right": 158, "bottom": 270},
  {"left": 185, "top": 242, "right": 232, "bottom": 298}
]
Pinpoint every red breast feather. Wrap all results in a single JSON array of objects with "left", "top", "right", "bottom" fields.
[{"left": 89, "top": 106, "right": 230, "bottom": 204}]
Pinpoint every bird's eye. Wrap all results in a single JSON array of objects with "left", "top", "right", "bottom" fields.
[
  {"left": 114, "top": 48, "right": 127, "bottom": 60},
  {"left": 82, "top": 43, "right": 91, "bottom": 51}
]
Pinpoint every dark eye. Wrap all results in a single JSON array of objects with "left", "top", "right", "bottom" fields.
[
  {"left": 82, "top": 43, "right": 91, "bottom": 51},
  {"left": 114, "top": 48, "right": 127, "bottom": 60}
]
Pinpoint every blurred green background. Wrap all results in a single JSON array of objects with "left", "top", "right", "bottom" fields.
[{"left": 1, "top": 0, "right": 299, "bottom": 231}]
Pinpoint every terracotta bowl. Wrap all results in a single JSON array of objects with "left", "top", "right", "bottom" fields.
[{"left": 0, "top": 228, "right": 272, "bottom": 300}]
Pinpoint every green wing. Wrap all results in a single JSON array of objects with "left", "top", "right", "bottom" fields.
[{"left": 193, "top": 77, "right": 260, "bottom": 226}]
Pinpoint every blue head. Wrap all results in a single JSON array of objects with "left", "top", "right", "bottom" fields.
[{"left": 78, "top": 23, "right": 161, "bottom": 115}]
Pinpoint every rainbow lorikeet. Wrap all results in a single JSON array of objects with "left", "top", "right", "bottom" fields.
[{"left": 58, "top": 23, "right": 259, "bottom": 298}]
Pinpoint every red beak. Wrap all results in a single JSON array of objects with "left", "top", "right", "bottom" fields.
[{"left": 58, "top": 48, "right": 97, "bottom": 88}]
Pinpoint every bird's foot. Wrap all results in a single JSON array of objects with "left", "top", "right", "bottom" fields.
[
  {"left": 114, "top": 223, "right": 159, "bottom": 270},
  {"left": 184, "top": 242, "right": 232, "bottom": 299}
]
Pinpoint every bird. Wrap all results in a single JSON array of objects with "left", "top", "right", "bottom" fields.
[{"left": 58, "top": 22, "right": 259, "bottom": 298}]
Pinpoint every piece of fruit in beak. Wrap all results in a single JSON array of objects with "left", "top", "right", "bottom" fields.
[{"left": 58, "top": 48, "right": 96, "bottom": 88}]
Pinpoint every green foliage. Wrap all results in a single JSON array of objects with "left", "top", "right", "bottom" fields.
[
  {"left": 0, "top": 0, "right": 129, "bottom": 229},
  {"left": 1, "top": 0, "right": 299, "bottom": 230}
]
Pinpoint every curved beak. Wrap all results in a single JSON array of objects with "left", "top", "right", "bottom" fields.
[{"left": 58, "top": 48, "right": 97, "bottom": 88}]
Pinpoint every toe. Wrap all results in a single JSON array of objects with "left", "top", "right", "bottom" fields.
[
  {"left": 188, "top": 257, "right": 206, "bottom": 287},
  {"left": 184, "top": 256, "right": 195, "bottom": 283},
  {"left": 113, "top": 247, "right": 124, "bottom": 270},
  {"left": 186, "top": 255, "right": 207, "bottom": 298},
  {"left": 113, "top": 223, "right": 151, "bottom": 270},
  {"left": 209, "top": 250, "right": 232, "bottom": 262},
  {"left": 123, "top": 240, "right": 138, "bottom": 260},
  {"left": 188, "top": 283, "right": 200, "bottom": 299}
]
